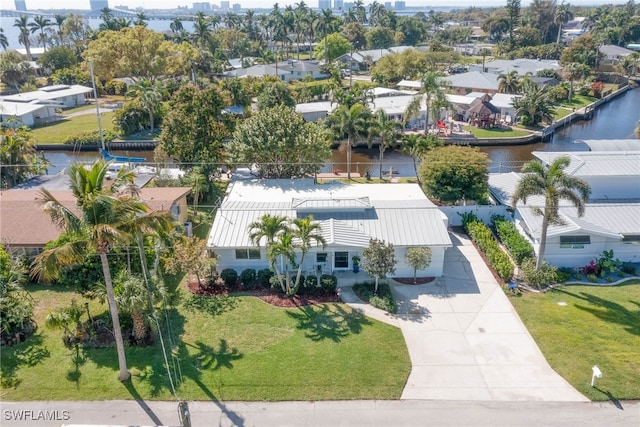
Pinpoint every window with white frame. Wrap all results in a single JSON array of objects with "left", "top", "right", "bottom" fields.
[
  {"left": 235, "top": 248, "right": 261, "bottom": 259},
  {"left": 559, "top": 235, "right": 590, "bottom": 249}
]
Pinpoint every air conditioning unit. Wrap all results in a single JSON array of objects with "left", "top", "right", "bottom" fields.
[{"left": 183, "top": 222, "right": 193, "bottom": 237}]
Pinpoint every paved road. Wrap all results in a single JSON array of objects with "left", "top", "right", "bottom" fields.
[{"left": 2, "top": 400, "right": 638, "bottom": 427}]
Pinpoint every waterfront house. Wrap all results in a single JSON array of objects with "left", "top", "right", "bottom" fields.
[
  {"left": 488, "top": 149, "right": 640, "bottom": 267},
  {"left": 206, "top": 179, "right": 452, "bottom": 281},
  {"left": 223, "top": 60, "right": 327, "bottom": 82},
  {"left": 439, "top": 71, "right": 500, "bottom": 95},
  {"left": 468, "top": 59, "right": 562, "bottom": 76},
  {"left": 1, "top": 84, "right": 93, "bottom": 108},
  {"left": 295, "top": 101, "right": 336, "bottom": 122}
]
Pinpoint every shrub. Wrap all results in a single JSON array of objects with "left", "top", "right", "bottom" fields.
[
  {"left": 104, "top": 79, "right": 127, "bottom": 96},
  {"left": 239, "top": 268, "right": 257, "bottom": 289},
  {"left": 63, "top": 129, "right": 119, "bottom": 145},
  {"left": 219, "top": 268, "right": 238, "bottom": 287},
  {"left": 369, "top": 295, "right": 397, "bottom": 314},
  {"left": 581, "top": 259, "right": 598, "bottom": 275},
  {"left": 591, "top": 81, "right": 604, "bottom": 98},
  {"left": 465, "top": 220, "right": 514, "bottom": 281},
  {"left": 605, "top": 276, "right": 614, "bottom": 283},
  {"left": 587, "top": 273, "right": 598, "bottom": 283},
  {"left": 556, "top": 267, "right": 574, "bottom": 283},
  {"left": 520, "top": 258, "right": 558, "bottom": 289},
  {"left": 353, "top": 281, "right": 397, "bottom": 314},
  {"left": 304, "top": 275, "right": 318, "bottom": 288},
  {"left": 595, "top": 249, "right": 622, "bottom": 277},
  {"left": 256, "top": 268, "right": 273, "bottom": 288},
  {"left": 491, "top": 215, "right": 535, "bottom": 266},
  {"left": 320, "top": 274, "right": 337, "bottom": 294},
  {"left": 621, "top": 263, "right": 637, "bottom": 275}
]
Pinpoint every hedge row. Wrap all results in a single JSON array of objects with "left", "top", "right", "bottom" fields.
[
  {"left": 491, "top": 215, "right": 535, "bottom": 266},
  {"left": 63, "top": 130, "right": 119, "bottom": 145},
  {"left": 464, "top": 220, "right": 514, "bottom": 282}
]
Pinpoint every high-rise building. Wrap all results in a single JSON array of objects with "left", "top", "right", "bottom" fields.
[
  {"left": 220, "top": 0, "right": 229, "bottom": 10},
  {"left": 89, "top": 0, "right": 109, "bottom": 11},
  {"left": 333, "top": 0, "right": 343, "bottom": 10},
  {"left": 394, "top": 1, "right": 405, "bottom": 10},
  {"left": 14, "top": 0, "right": 27, "bottom": 11},
  {"left": 343, "top": 2, "right": 354, "bottom": 11},
  {"left": 384, "top": 2, "right": 391, "bottom": 9},
  {"left": 193, "top": 2, "right": 211, "bottom": 10},
  {"left": 318, "top": 0, "right": 331, "bottom": 10},
  {"left": 232, "top": 3, "right": 241, "bottom": 11}
]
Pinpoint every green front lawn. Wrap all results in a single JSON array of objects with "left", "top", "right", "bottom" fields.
[
  {"left": 557, "top": 94, "right": 596, "bottom": 110},
  {"left": 463, "top": 126, "right": 531, "bottom": 138},
  {"left": 510, "top": 282, "right": 640, "bottom": 401},
  {"left": 30, "top": 112, "right": 116, "bottom": 144},
  {"left": 1, "top": 285, "right": 410, "bottom": 401}
]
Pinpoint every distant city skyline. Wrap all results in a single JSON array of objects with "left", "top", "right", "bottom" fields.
[{"left": 3, "top": 0, "right": 632, "bottom": 11}]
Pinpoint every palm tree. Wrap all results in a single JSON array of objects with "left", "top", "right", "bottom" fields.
[
  {"left": 563, "top": 62, "right": 588, "bottom": 102},
  {"left": 191, "top": 17, "right": 212, "bottom": 49},
  {"left": 170, "top": 17, "right": 183, "bottom": 34},
  {"left": 513, "top": 81, "right": 556, "bottom": 127},
  {"left": 511, "top": 155, "right": 591, "bottom": 268},
  {"left": 135, "top": 12, "right": 148, "bottom": 27},
  {"left": 54, "top": 14, "right": 67, "bottom": 46},
  {"left": 31, "top": 160, "right": 173, "bottom": 381},
  {"left": 29, "top": 15, "right": 52, "bottom": 48},
  {"left": 289, "top": 216, "right": 325, "bottom": 295},
  {"left": 400, "top": 133, "right": 442, "bottom": 185},
  {"left": 325, "top": 103, "right": 373, "bottom": 179},
  {"left": 316, "top": 9, "right": 337, "bottom": 63},
  {"left": 0, "top": 28, "right": 8, "bottom": 51},
  {"left": 369, "top": 1, "right": 387, "bottom": 27},
  {"left": 555, "top": 2, "right": 573, "bottom": 44},
  {"left": 372, "top": 109, "right": 401, "bottom": 179},
  {"left": 406, "top": 71, "right": 446, "bottom": 134},
  {"left": 478, "top": 47, "right": 492, "bottom": 72},
  {"left": 248, "top": 214, "right": 289, "bottom": 291},
  {"left": 497, "top": 70, "right": 521, "bottom": 94},
  {"left": 209, "top": 14, "right": 221, "bottom": 30},
  {"left": 126, "top": 78, "right": 165, "bottom": 134},
  {"left": 620, "top": 52, "right": 640, "bottom": 76},
  {"left": 14, "top": 16, "right": 32, "bottom": 60}
]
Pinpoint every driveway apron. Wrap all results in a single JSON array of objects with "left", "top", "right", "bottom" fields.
[{"left": 395, "top": 231, "right": 588, "bottom": 402}]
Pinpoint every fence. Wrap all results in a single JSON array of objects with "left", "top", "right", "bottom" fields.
[{"left": 439, "top": 205, "right": 511, "bottom": 227}]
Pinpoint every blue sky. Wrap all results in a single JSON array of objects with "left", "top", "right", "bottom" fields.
[{"left": 10, "top": 0, "right": 632, "bottom": 11}]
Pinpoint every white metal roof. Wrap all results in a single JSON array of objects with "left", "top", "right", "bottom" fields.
[
  {"left": 207, "top": 179, "right": 451, "bottom": 249},
  {"left": 295, "top": 101, "right": 336, "bottom": 115},
  {"left": 1, "top": 85, "right": 92, "bottom": 103},
  {"left": 532, "top": 151, "right": 640, "bottom": 177},
  {"left": 578, "top": 139, "right": 640, "bottom": 152},
  {"left": 370, "top": 95, "right": 422, "bottom": 116},
  {"left": 0, "top": 101, "right": 56, "bottom": 116},
  {"left": 397, "top": 79, "right": 421, "bottom": 89}
]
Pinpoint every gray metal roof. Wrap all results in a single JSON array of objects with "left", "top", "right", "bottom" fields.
[
  {"left": 440, "top": 71, "right": 499, "bottom": 91},
  {"left": 207, "top": 180, "right": 451, "bottom": 249},
  {"left": 578, "top": 139, "right": 640, "bottom": 151},
  {"left": 532, "top": 151, "right": 640, "bottom": 177}
]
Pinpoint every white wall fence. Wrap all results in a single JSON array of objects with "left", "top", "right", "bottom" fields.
[{"left": 439, "top": 205, "right": 511, "bottom": 227}]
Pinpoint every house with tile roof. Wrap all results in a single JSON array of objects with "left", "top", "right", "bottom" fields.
[
  {"left": 207, "top": 179, "right": 452, "bottom": 281},
  {"left": 488, "top": 149, "right": 640, "bottom": 267}
]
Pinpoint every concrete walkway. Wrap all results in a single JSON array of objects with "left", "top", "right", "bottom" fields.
[{"left": 342, "top": 231, "right": 588, "bottom": 402}]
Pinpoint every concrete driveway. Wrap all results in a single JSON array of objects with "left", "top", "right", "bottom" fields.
[{"left": 393, "top": 231, "right": 588, "bottom": 402}]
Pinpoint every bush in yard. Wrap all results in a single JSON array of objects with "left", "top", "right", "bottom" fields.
[
  {"left": 621, "top": 263, "right": 637, "bottom": 275},
  {"left": 304, "top": 275, "right": 318, "bottom": 288},
  {"left": 219, "top": 268, "right": 238, "bottom": 287},
  {"left": 491, "top": 215, "right": 535, "bottom": 266},
  {"left": 63, "top": 130, "right": 119, "bottom": 145},
  {"left": 239, "top": 268, "right": 257, "bottom": 289},
  {"left": 353, "top": 281, "right": 397, "bottom": 314},
  {"left": 320, "top": 274, "right": 337, "bottom": 294},
  {"left": 595, "top": 249, "right": 622, "bottom": 277},
  {"left": 465, "top": 220, "right": 514, "bottom": 281},
  {"left": 520, "top": 258, "right": 558, "bottom": 288},
  {"left": 256, "top": 268, "right": 273, "bottom": 288}
]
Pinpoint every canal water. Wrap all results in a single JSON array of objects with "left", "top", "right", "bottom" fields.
[{"left": 42, "top": 88, "right": 640, "bottom": 175}]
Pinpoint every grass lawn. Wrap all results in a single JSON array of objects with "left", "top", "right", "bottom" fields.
[
  {"left": 1, "top": 285, "right": 410, "bottom": 401},
  {"left": 557, "top": 94, "right": 596, "bottom": 110},
  {"left": 553, "top": 108, "right": 573, "bottom": 120},
  {"left": 30, "top": 112, "right": 116, "bottom": 144},
  {"left": 510, "top": 282, "right": 640, "bottom": 401},
  {"left": 463, "top": 126, "right": 531, "bottom": 138}
]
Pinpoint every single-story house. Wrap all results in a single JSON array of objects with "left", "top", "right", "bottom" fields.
[
  {"left": 336, "top": 46, "right": 423, "bottom": 71},
  {"left": 223, "top": 64, "right": 288, "bottom": 80},
  {"left": 295, "top": 101, "right": 336, "bottom": 122},
  {"left": 0, "top": 180, "right": 191, "bottom": 256},
  {"left": 0, "top": 101, "right": 58, "bottom": 126},
  {"left": 206, "top": 179, "right": 452, "bottom": 281},
  {"left": 223, "top": 60, "right": 327, "bottom": 82},
  {"left": 599, "top": 44, "right": 635, "bottom": 65},
  {"left": 1, "top": 85, "right": 93, "bottom": 108},
  {"left": 468, "top": 59, "right": 562, "bottom": 76},
  {"left": 488, "top": 149, "right": 640, "bottom": 267}
]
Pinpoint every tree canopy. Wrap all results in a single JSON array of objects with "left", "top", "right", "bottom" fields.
[
  {"left": 419, "top": 146, "right": 490, "bottom": 205},
  {"left": 361, "top": 238, "right": 397, "bottom": 294},
  {"left": 229, "top": 104, "right": 332, "bottom": 178}
]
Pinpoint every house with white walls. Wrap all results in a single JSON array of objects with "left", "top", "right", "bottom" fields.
[{"left": 207, "top": 179, "right": 452, "bottom": 281}]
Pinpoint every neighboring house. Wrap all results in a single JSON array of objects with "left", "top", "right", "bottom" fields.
[
  {"left": 599, "top": 44, "right": 635, "bottom": 65},
  {"left": 0, "top": 101, "right": 58, "bottom": 126},
  {"left": 207, "top": 179, "right": 452, "bottom": 280},
  {"left": 468, "top": 59, "right": 562, "bottom": 76},
  {"left": 295, "top": 101, "right": 336, "bottom": 122},
  {"left": 439, "top": 71, "right": 500, "bottom": 95},
  {"left": 223, "top": 60, "right": 327, "bottom": 82},
  {"left": 466, "top": 92, "right": 521, "bottom": 123},
  {"left": 0, "top": 179, "right": 191, "bottom": 256},
  {"left": 1, "top": 84, "right": 93, "bottom": 108},
  {"left": 488, "top": 148, "right": 640, "bottom": 267},
  {"left": 227, "top": 57, "right": 258, "bottom": 70},
  {"left": 337, "top": 46, "right": 422, "bottom": 71}
]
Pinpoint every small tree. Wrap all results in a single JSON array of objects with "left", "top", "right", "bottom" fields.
[
  {"left": 405, "top": 247, "right": 432, "bottom": 284},
  {"left": 361, "top": 238, "right": 397, "bottom": 293},
  {"left": 163, "top": 236, "right": 217, "bottom": 286}
]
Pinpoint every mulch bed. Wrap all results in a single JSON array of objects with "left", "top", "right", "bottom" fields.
[
  {"left": 392, "top": 277, "right": 436, "bottom": 285},
  {"left": 187, "top": 280, "right": 339, "bottom": 308}
]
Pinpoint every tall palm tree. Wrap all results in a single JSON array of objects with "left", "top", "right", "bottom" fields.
[
  {"left": 400, "top": 133, "right": 442, "bottom": 185},
  {"left": 0, "top": 28, "right": 8, "bottom": 51},
  {"left": 325, "top": 102, "right": 373, "bottom": 179},
  {"left": 372, "top": 109, "right": 401, "bottom": 179},
  {"left": 369, "top": 1, "right": 386, "bottom": 27},
  {"left": 563, "top": 62, "right": 588, "bottom": 102},
  {"left": 497, "top": 70, "right": 521, "bottom": 94},
  {"left": 555, "top": 2, "right": 573, "bottom": 44},
  {"left": 170, "top": 17, "right": 183, "bottom": 34},
  {"left": 289, "top": 216, "right": 325, "bottom": 295},
  {"left": 29, "top": 15, "right": 53, "bottom": 48},
  {"left": 126, "top": 78, "right": 165, "bottom": 133},
  {"left": 513, "top": 81, "right": 556, "bottom": 127},
  {"left": 31, "top": 160, "right": 173, "bottom": 381},
  {"left": 406, "top": 71, "right": 446, "bottom": 134},
  {"left": 316, "top": 9, "right": 337, "bottom": 63},
  {"left": 14, "top": 16, "right": 32, "bottom": 60},
  {"left": 134, "top": 12, "right": 148, "bottom": 27},
  {"left": 511, "top": 155, "right": 591, "bottom": 268},
  {"left": 209, "top": 14, "right": 221, "bottom": 30},
  {"left": 191, "top": 17, "right": 212, "bottom": 49},
  {"left": 248, "top": 214, "right": 290, "bottom": 291},
  {"left": 54, "top": 14, "right": 67, "bottom": 46}
]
